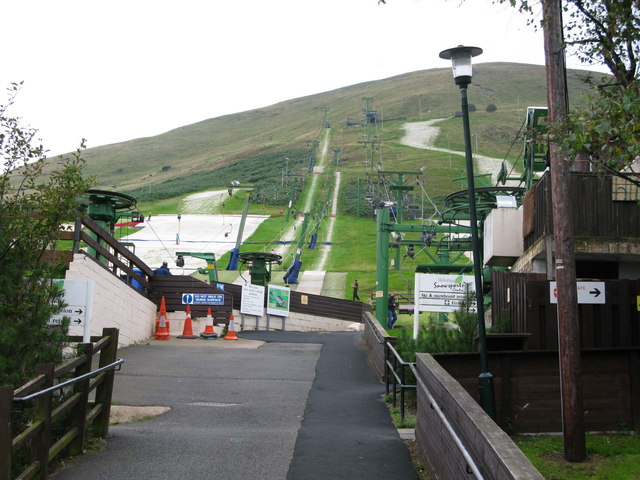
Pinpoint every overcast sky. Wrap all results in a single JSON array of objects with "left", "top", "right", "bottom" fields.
[{"left": 3, "top": 0, "right": 600, "bottom": 156}]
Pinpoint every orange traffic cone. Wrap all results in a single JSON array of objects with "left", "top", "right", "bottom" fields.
[
  {"left": 223, "top": 312, "right": 238, "bottom": 341},
  {"left": 155, "top": 297, "right": 170, "bottom": 340},
  {"left": 155, "top": 297, "right": 170, "bottom": 334},
  {"left": 178, "top": 305, "right": 198, "bottom": 339},
  {"left": 200, "top": 307, "right": 217, "bottom": 339}
]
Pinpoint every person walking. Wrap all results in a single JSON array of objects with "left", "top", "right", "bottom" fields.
[
  {"left": 387, "top": 292, "right": 399, "bottom": 329},
  {"left": 153, "top": 261, "right": 173, "bottom": 275},
  {"left": 352, "top": 279, "right": 360, "bottom": 301}
]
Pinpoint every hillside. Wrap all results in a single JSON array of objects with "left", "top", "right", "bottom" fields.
[{"left": 70, "top": 62, "right": 597, "bottom": 197}]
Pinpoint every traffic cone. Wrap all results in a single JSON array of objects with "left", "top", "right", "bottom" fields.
[
  {"left": 178, "top": 305, "right": 198, "bottom": 339},
  {"left": 200, "top": 308, "right": 217, "bottom": 339},
  {"left": 155, "top": 298, "right": 170, "bottom": 334},
  {"left": 223, "top": 312, "right": 238, "bottom": 341},
  {"left": 155, "top": 297, "right": 170, "bottom": 340}
]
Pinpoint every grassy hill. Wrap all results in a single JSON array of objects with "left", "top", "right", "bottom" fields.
[
  {"left": 71, "top": 62, "right": 602, "bottom": 302},
  {"left": 71, "top": 62, "right": 597, "bottom": 200}
]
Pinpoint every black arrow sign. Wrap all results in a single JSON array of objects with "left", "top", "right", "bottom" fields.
[
  {"left": 75, "top": 309, "right": 83, "bottom": 314},
  {"left": 73, "top": 318, "right": 82, "bottom": 325},
  {"left": 589, "top": 288, "right": 601, "bottom": 297}
]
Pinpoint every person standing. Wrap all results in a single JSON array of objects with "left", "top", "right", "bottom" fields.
[
  {"left": 387, "top": 292, "right": 399, "bottom": 329},
  {"left": 352, "top": 279, "right": 360, "bottom": 301}
]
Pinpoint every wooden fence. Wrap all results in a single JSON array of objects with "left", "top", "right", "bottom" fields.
[
  {"left": 149, "top": 275, "right": 233, "bottom": 324},
  {"left": 148, "top": 278, "right": 368, "bottom": 324},
  {"left": 0, "top": 328, "right": 120, "bottom": 480},
  {"left": 524, "top": 172, "right": 640, "bottom": 249},
  {"left": 492, "top": 273, "right": 640, "bottom": 350},
  {"left": 433, "top": 348, "right": 640, "bottom": 433},
  {"left": 415, "top": 354, "right": 544, "bottom": 479}
]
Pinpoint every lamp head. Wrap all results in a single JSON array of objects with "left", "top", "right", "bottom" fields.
[{"left": 439, "top": 45, "right": 483, "bottom": 87}]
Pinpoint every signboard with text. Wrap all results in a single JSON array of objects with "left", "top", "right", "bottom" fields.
[
  {"left": 48, "top": 280, "right": 94, "bottom": 330},
  {"left": 181, "top": 293, "right": 224, "bottom": 305},
  {"left": 241, "top": 283, "right": 265, "bottom": 317},
  {"left": 414, "top": 273, "right": 476, "bottom": 313},
  {"left": 549, "top": 281, "right": 605, "bottom": 304}
]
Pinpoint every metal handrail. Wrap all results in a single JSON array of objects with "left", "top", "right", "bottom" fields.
[
  {"left": 411, "top": 363, "right": 484, "bottom": 480},
  {"left": 13, "top": 359, "right": 124, "bottom": 402},
  {"left": 384, "top": 341, "right": 416, "bottom": 423}
]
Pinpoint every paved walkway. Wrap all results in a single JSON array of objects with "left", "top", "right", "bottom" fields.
[{"left": 53, "top": 331, "right": 417, "bottom": 480}]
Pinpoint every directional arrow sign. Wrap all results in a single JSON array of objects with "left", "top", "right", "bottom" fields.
[
  {"left": 49, "top": 304, "right": 86, "bottom": 326},
  {"left": 550, "top": 281, "right": 606, "bottom": 304}
]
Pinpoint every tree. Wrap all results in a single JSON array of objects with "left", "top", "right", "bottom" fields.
[
  {"left": 496, "top": 0, "right": 640, "bottom": 183},
  {"left": 0, "top": 83, "right": 94, "bottom": 386},
  {"left": 486, "top": 103, "right": 498, "bottom": 112}
]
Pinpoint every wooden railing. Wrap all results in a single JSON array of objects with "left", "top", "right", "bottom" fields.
[
  {"left": 0, "top": 328, "right": 120, "bottom": 480},
  {"left": 77, "top": 216, "right": 154, "bottom": 296}
]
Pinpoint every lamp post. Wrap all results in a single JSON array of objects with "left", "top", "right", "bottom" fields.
[{"left": 439, "top": 45, "right": 495, "bottom": 419}]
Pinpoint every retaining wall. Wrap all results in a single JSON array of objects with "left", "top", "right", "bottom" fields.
[{"left": 64, "top": 253, "right": 156, "bottom": 347}]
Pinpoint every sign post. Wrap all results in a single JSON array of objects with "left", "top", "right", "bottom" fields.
[
  {"left": 48, "top": 280, "right": 95, "bottom": 343},
  {"left": 413, "top": 273, "right": 475, "bottom": 339}
]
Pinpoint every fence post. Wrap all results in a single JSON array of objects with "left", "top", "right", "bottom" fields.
[
  {"left": 34, "top": 364, "right": 54, "bottom": 480},
  {"left": 69, "top": 343, "right": 93, "bottom": 456},
  {"left": 0, "top": 386, "right": 13, "bottom": 480},
  {"left": 93, "top": 328, "right": 119, "bottom": 438},
  {"left": 72, "top": 217, "right": 83, "bottom": 254}
]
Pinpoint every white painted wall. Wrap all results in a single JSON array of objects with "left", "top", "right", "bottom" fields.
[{"left": 64, "top": 253, "right": 157, "bottom": 347}]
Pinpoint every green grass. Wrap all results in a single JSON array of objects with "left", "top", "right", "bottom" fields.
[{"left": 516, "top": 434, "right": 640, "bottom": 479}]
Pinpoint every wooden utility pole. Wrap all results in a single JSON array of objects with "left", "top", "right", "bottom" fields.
[{"left": 542, "top": 0, "right": 586, "bottom": 462}]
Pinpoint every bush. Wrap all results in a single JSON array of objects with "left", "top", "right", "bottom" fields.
[
  {"left": 486, "top": 104, "right": 498, "bottom": 112},
  {"left": 0, "top": 83, "right": 94, "bottom": 386},
  {"left": 393, "top": 286, "right": 479, "bottom": 359}
]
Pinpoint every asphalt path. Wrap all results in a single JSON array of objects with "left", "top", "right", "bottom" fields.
[{"left": 52, "top": 332, "right": 417, "bottom": 479}]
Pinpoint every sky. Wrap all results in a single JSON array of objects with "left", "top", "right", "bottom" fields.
[{"left": 3, "top": 0, "right": 600, "bottom": 157}]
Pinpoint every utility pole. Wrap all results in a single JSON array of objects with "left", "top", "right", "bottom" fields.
[{"left": 543, "top": 0, "right": 586, "bottom": 462}]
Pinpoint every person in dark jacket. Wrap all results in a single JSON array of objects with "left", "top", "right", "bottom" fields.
[
  {"left": 154, "top": 261, "right": 173, "bottom": 275},
  {"left": 352, "top": 279, "right": 360, "bottom": 301},
  {"left": 387, "top": 292, "right": 399, "bottom": 329}
]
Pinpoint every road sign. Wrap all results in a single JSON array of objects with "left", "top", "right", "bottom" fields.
[
  {"left": 415, "top": 273, "right": 476, "bottom": 313},
  {"left": 549, "top": 281, "right": 606, "bottom": 304},
  {"left": 182, "top": 293, "right": 224, "bottom": 305}
]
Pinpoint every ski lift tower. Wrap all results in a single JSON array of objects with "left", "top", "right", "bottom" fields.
[
  {"left": 79, "top": 189, "right": 138, "bottom": 262},
  {"left": 237, "top": 252, "right": 282, "bottom": 286}
]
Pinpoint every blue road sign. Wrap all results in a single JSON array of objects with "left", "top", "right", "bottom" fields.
[{"left": 182, "top": 293, "right": 224, "bottom": 305}]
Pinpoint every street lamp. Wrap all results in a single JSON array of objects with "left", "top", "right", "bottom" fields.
[{"left": 439, "top": 45, "right": 496, "bottom": 419}]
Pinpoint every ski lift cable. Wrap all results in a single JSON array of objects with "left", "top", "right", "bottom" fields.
[
  {"left": 140, "top": 221, "right": 175, "bottom": 259},
  {"left": 417, "top": 181, "right": 443, "bottom": 219},
  {"left": 495, "top": 117, "right": 527, "bottom": 187}
]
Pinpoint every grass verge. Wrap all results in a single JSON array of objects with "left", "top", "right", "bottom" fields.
[{"left": 515, "top": 433, "right": 640, "bottom": 479}]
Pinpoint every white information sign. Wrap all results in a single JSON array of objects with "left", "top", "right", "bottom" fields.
[
  {"left": 241, "top": 283, "right": 265, "bottom": 317},
  {"left": 549, "top": 281, "right": 605, "bottom": 304},
  {"left": 48, "top": 280, "right": 95, "bottom": 342},
  {"left": 414, "top": 273, "right": 476, "bottom": 314}
]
